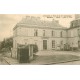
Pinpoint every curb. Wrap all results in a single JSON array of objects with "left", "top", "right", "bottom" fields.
[
  {"left": 3, "top": 57, "right": 11, "bottom": 65},
  {"left": 44, "top": 59, "right": 80, "bottom": 65}
]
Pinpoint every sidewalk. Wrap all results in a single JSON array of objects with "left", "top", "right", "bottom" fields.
[{"left": 3, "top": 57, "right": 19, "bottom": 65}]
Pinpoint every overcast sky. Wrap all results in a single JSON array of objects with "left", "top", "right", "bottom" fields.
[{"left": 0, "top": 14, "right": 75, "bottom": 41}]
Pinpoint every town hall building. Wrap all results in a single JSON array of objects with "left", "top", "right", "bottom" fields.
[{"left": 12, "top": 15, "right": 80, "bottom": 58}]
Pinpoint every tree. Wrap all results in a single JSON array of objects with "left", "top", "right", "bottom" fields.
[{"left": 0, "top": 37, "right": 13, "bottom": 52}]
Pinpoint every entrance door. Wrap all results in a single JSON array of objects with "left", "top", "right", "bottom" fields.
[{"left": 43, "top": 40, "right": 47, "bottom": 50}]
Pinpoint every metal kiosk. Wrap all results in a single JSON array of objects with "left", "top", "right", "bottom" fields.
[{"left": 17, "top": 45, "right": 33, "bottom": 63}]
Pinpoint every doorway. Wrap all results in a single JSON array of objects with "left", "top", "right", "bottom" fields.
[{"left": 43, "top": 40, "right": 47, "bottom": 50}]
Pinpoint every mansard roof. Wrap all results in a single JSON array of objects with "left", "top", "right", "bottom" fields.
[
  {"left": 70, "top": 19, "right": 80, "bottom": 29},
  {"left": 13, "top": 16, "right": 67, "bottom": 30}
]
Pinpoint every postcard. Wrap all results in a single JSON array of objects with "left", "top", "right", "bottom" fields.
[{"left": 0, "top": 14, "right": 80, "bottom": 65}]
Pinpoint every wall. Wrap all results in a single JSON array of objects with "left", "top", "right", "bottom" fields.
[
  {"left": 67, "top": 27, "right": 79, "bottom": 48},
  {"left": 13, "top": 26, "right": 67, "bottom": 50}
]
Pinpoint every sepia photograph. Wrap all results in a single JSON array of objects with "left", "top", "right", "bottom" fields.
[
  {"left": 1, "top": 0, "right": 80, "bottom": 80},
  {"left": 0, "top": 14, "right": 80, "bottom": 65}
]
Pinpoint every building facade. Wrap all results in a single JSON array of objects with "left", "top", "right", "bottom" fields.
[
  {"left": 67, "top": 18, "right": 80, "bottom": 49},
  {"left": 12, "top": 15, "right": 80, "bottom": 58}
]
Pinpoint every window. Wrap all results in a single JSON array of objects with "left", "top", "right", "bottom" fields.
[
  {"left": 78, "top": 41, "right": 80, "bottom": 48},
  {"left": 43, "top": 30, "right": 45, "bottom": 36},
  {"left": 52, "top": 40, "right": 55, "bottom": 48},
  {"left": 24, "top": 39, "right": 28, "bottom": 45},
  {"left": 78, "top": 29, "right": 80, "bottom": 36},
  {"left": 70, "top": 22, "right": 73, "bottom": 28},
  {"left": 52, "top": 30, "right": 55, "bottom": 37},
  {"left": 61, "top": 40, "right": 63, "bottom": 45},
  {"left": 71, "top": 31, "right": 73, "bottom": 37},
  {"left": 34, "top": 29, "right": 38, "bottom": 36},
  {"left": 60, "top": 31, "right": 63, "bottom": 37}
]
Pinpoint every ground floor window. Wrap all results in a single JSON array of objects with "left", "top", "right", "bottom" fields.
[
  {"left": 78, "top": 41, "right": 80, "bottom": 48},
  {"left": 60, "top": 40, "right": 63, "bottom": 50},
  {"left": 52, "top": 40, "right": 55, "bottom": 48},
  {"left": 61, "top": 40, "right": 63, "bottom": 45}
]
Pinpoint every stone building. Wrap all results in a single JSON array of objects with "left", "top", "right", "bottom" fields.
[
  {"left": 67, "top": 17, "right": 80, "bottom": 49},
  {"left": 12, "top": 15, "right": 80, "bottom": 58}
]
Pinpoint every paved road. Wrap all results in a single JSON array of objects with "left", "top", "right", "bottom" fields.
[
  {"left": 37, "top": 50, "right": 80, "bottom": 56},
  {"left": 24, "top": 50, "right": 80, "bottom": 65},
  {"left": 0, "top": 50, "right": 79, "bottom": 65},
  {"left": 37, "top": 50, "right": 80, "bottom": 65}
]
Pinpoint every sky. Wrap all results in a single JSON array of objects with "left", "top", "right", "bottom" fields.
[{"left": 0, "top": 14, "right": 75, "bottom": 41}]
